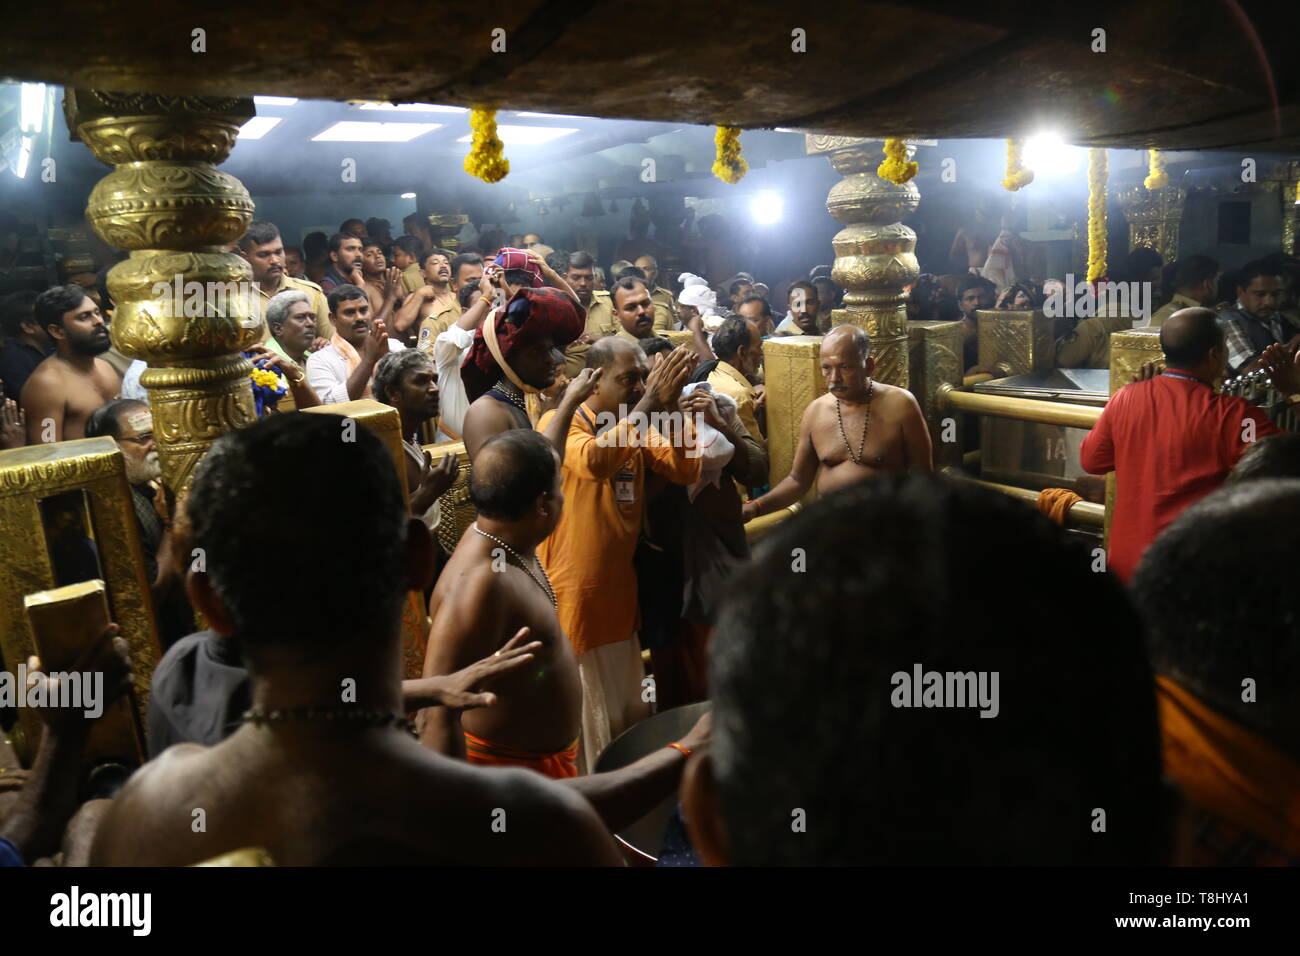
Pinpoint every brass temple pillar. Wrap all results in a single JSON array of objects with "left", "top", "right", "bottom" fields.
[
  {"left": 1117, "top": 183, "right": 1186, "bottom": 262},
  {"left": 806, "top": 136, "right": 919, "bottom": 388},
  {"left": 66, "top": 91, "right": 261, "bottom": 498},
  {"left": 1276, "top": 160, "right": 1299, "bottom": 256},
  {"left": 428, "top": 213, "right": 469, "bottom": 251}
]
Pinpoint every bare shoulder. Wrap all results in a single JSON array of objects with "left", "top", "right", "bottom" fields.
[
  {"left": 466, "top": 394, "right": 515, "bottom": 428},
  {"left": 89, "top": 743, "right": 212, "bottom": 863},
  {"left": 873, "top": 381, "right": 922, "bottom": 410},
  {"left": 408, "top": 753, "right": 615, "bottom": 864},
  {"left": 437, "top": 546, "right": 507, "bottom": 612},
  {"left": 21, "top": 355, "right": 61, "bottom": 388},
  {"left": 805, "top": 392, "right": 837, "bottom": 417},
  {"left": 94, "top": 356, "right": 122, "bottom": 384}
]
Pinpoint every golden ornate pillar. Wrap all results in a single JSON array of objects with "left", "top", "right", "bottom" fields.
[
  {"left": 806, "top": 136, "right": 919, "bottom": 387},
  {"left": 1116, "top": 183, "right": 1187, "bottom": 262},
  {"left": 65, "top": 90, "right": 260, "bottom": 498},
  {"left": 1275, "top": 160, "right": 1299, "bottom": 256},
  {"left": 908, "top": 320, "right": 964, "bottom": 469}
]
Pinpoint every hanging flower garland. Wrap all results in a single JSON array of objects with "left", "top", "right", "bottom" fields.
[
  {"left": 1144, "top": 149, "right": 1168, "bottom": 190},
  {"left": 877, "top": 137, "right": 917, "bottom": 185},
  {"left": 1001, "top": 137, "right": 1034, "bottom": 191},
  {"left": 464, "top": 107, "right": 510, "bottom": 184},
  {"left": 712, "top": 126, "right": 748, "bottom": 184},
  {"left": 1087, "top": 148, "right": 1109, "bottom": 283}
]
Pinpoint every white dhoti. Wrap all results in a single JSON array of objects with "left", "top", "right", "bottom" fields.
[{"left": 575, "top": 635, "right": 652, "bottom": 775}]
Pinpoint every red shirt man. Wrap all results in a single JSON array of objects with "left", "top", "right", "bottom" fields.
[{"left": 1081, "top": 309, "right": 1282, "bottom": 582}]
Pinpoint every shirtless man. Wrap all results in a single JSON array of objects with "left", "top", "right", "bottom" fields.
[
  {"left": 90, "top": 413, "right": 623, "bottom": 866},
  {"left": 742, "top": 325, "right": 932, "bottom": 519},
  {"left": 422, "top": 429, "right": 708, "bottom": 831},
  {"left": 358, "top": 238, "right": 402, "bottom": 332},
  {"left": 21, "top": 285, "right": 121, "bottom": 444},
  {"left": 461, "top": 280, "right": 591, "bottom": 463}
]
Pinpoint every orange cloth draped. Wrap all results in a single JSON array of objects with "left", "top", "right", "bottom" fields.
[
  {"left": 328, "top": 332, "right": 374, "bottom": 399},
  {"left": 1036, "top": 487, "right": 1083, "bottom": 526},
  {"left": 1156, "top": 675, "right": 1300, "bottom": 857},
  {"left": 463, "top": 730, "right": 579, "bottom": 779},
  {"left": 536, "top": 403, "right": 701, "bottom": 655}
]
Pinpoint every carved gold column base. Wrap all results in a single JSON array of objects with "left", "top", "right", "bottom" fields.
[
  {"left": 763, "top": 336, "right": 827, "bottom": 491},
  {"left": 908, "top": 320, "right": 964, "bottom": 468},
  {"left": 0, "top": 438, "right": 160, "bottom": 766},
  {"left": 976, "top": 309, "right": 1055, "bottom": 377}
]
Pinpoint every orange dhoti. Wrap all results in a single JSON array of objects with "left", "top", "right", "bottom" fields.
[{"left": 463, "top": 730, "right": 580, "bottom": 779}]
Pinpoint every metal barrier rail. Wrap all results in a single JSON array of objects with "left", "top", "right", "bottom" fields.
[
  {"left": 942, "top": 468, "right": 1105, "bottom": 529},
  {"left": 1221, "top": 367, "right": 1299, "bottom": 432},
  {"left": 743, "top": 503, "right": 802, "bottom": 542},
  {"left": 937, "top": 383, "right": 1103, "bottom": 429}
]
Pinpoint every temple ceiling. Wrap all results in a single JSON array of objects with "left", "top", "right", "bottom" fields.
[{"left": 1, "top": 1, "right": 1295, "bottom": 151}]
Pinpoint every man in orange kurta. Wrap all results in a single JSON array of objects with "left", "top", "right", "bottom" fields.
[{"left": 537, "top": 339, "right": 702, "bottom": 772}]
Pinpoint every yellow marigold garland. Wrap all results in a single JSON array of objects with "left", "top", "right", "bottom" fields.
[
  {"left": 1144, "top": 149, "right": 1168, "bottom": 190},
  {"left": 712, "top": 126, "right": 748, "bottom": 184},
  {"left": 1001, "top": 137, "right": 1034, "bottom": 191},
  {"left": 1087, "top": 148, "right": 1109, "bottom": 283},
  {"left": 249, "top": 368, "right": 281, "bottom": 390},
  {"left": 464, "top": 107, "right": 510, "bottom": 184},
  {"left": 877, "top": 137, "right": 917, "bottom": 184}
]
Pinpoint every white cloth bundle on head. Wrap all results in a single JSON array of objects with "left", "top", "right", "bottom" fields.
[
  {"left": 678, "top": 272, "right": 708, "bottom": 289},
  {"left": 679, "top": 283, "right": 718, "bottom": 314},
  {"left": 681, "top": 380, "right": 737, "bottom": 502}
]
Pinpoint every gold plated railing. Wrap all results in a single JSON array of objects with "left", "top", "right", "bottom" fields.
[
  {"left": 942, "top": 469, "right": 1105, "bottom": 529},
  {"left": 937, "top": 384, "right": 1103, "bottom": 430}
]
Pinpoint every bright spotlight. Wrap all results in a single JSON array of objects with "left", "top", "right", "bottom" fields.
[
  {"left": 401, "top": 192, "right": 417, "bottom": 199},
  {"left": 20, "top": 83, "right": 47, "bottom": 135},
  {"left": 750, "top": 191, "right": 783, "bottom": 225},
  {"left": 1023, "top": 133, "right": 1084, "bottom": 177}
]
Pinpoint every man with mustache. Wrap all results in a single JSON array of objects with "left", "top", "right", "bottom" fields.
[
  {"left": 21, "top": 285, "right": 121, "bottom": 443},
  {"left": 774, "top": 281, "right": 822, "bottom": 336},
  {"left": 1217, "top": 260, "right": 1300, "bottom": 375},
  {"left": 239, "top": 221, "right": 334, "bottom": 342},
  {"left": 742, "top": 325, "right": 932, "bottom": 521},
  {"left": 634, "top": 255, "right": 678, "bottom": 330},
  {"left": 84, "top": 399, "right": 193, "bottom": 649},
  {"left": 319, "top": 232, "right": 366, "bottom": 295},
  {"left": 305, "top": 285, "right": 404, "bottom": 405},
  {"left": 401, "top": 249, "right": 461, "bottom": 346}
]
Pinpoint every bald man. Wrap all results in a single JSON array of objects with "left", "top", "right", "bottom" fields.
[
  {"left": 1081, "top": 308, "right": 1289, "bottom": 581},
  {"left": 743, "top": 326, "right": 932, "bottom": 520},
  {"left": 420, "top": 429, "right": 708, "bottom": 827}
]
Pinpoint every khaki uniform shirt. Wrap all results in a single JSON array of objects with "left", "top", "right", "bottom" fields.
[
  {"left": 415, "top": 299, "right": 462, "bottom": 353},
  {"left": 401, "top": 263, "right": 424, "bottom": 296},
  {"left": 708, "top": 360, "right": 765, "bottom": 451},
  {"left": 1056, "top": 312, "right": 1135, "bottom": 369},
  {"left": 257, "top": 275, "right": 333, "bottom": 341},
  {"left": 650, "top": 287, "right": 677, "bottom": 331},
  {"left": 1149, "top": 292, "right": 1204, "bottom": 328}
]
